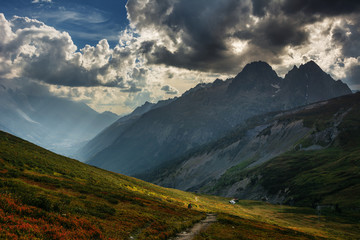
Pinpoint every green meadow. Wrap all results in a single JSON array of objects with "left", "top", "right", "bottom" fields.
[{"left": 0, "top": 131, "right": 359, "bottom": 239}]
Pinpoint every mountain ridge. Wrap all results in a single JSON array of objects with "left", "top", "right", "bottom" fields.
[
  {"left": 150, "top": 93, "right": 360, "bottom": 210},
  {"left": 82, "top": 60, "right": 352, "bottom": 177}
]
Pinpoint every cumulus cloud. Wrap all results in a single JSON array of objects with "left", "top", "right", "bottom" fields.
[
  {"left": 0, "top": 14, "right": 143, "bottom": 91},
  {"left": 0, "top": 13, "right": 172, "bottom": 114},
  {"left": 0, "top": 12, "right": 231, "bottom": 114}
]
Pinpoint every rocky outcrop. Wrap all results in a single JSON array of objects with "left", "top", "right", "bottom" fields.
[{"left": 153, "top": 113, "right": 311, "bottom": 191}]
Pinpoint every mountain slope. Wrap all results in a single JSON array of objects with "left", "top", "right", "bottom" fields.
[
  {"left": 207, "top": 93, "right": 360, "bottom": 209},
  {"left": 0, "top": 131, "right": 359, "bottom": 239},
  {"left": 151, "top": 93, "right": 360, "bottom": 210},
  {"left": 85, "top": 61, "right": 351, "bottom": 176},
  {"left": 0, "top": 86, "right": 118, "bottom": 157},
  {"left": 75, "top": 98, "right": 176, "bottom": 162}
]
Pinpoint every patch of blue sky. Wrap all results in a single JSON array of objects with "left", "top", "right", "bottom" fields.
[{"left": 0, "top": 0, "right": 129, "bottom": 48}]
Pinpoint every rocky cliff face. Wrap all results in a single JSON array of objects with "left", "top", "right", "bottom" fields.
[
  {"left": 153, "top": 116, "right": 311, "bottom": 191},
  {"left": 83, "top": 61, "right": 352, "bottom": 176}
]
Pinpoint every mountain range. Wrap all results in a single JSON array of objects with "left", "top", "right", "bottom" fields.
[
  {"left": 0, "top": 85, "right": 118, "bottom": 156},
  {"left": 78, "top": 61, "right": 351, "bottom": 178}
]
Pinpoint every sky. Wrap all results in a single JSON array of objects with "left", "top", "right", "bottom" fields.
[{"left": 0, "top": 0, "right": 360, "bottom": 114}]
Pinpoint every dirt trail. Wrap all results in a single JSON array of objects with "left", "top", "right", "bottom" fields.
[{"left": 173, "top": 213, "right": 217, "bottom": 240}]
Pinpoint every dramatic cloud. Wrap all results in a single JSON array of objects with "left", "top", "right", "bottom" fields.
[
  {"left": 280, "top": 0, "right": 360, "bottom": 16},
  {"left": 0, "top": 13, "right": 219, "bottom": 114},
  {"left": 0, "top": 14, "right": 139, "bottom": 89},
  {"left": 126, "top": 0, "right": 360, "bottom": 86},
  {"left": 127, "top": 0, "right": 255, "bottom": 72},
  {"left": 0, "top": 13, "right": 168, "bottom": 114},
  {"left": 331, "top": 17, "right": 360, "bottom": 58},
  {"left": 1, "top": 0, "right": 360, "bottom": 115}
]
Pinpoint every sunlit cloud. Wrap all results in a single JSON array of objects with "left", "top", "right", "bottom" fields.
[{"left": 1, "top": 0, "right": 360, "bottom": 115}]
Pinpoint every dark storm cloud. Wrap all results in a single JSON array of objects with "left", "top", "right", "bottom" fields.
[
  {"left": 23, "top": 60, "right": 124, "bottom": 88},
  {"left": 281, "top": 0, "right": 360, "bottom": 16},
  {"left": 234, "top": 16, "right": 309, "bottom": 49},
  {"left": 127, "top": 0, "right": 254, "bottom": 73},
  {"left": 22, "top": 50, "right": 127, "bottom": 88},
  {"left": 331, "top": 17, "right": 360, "bottom": 58},
  {"left": 127, "top": 0, "right": 360, "bottom": 74},
  {"left": 251, "top": 0, "right": 270, "bottom": 17}
]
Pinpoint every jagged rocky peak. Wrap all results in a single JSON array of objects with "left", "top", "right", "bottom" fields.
[
  {"left": 285, "top": 60, "right": 328, "bottom": 80},
  {"left": 212, "top": 78, "right": 224, "bottom": 86},
  {"left": 299, "top": 60, "right": 323, "bottom": 71},
  {"left": 128, "top": 101, "right": 156, "bottom": 117},
  {"left": 228, "top": 61, "right": 281, "bottom": 93},
  {"left": 281, "top": 60, "right": 352, "bottom": 106},
  {"left": 241, "top": 61, "right": 275, "bottom": 73},
  {"left": 236, "top": 61, "right": 279, "bottom": 80}
]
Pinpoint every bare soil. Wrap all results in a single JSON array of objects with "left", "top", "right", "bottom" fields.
[{"left": 172, "top": 213, "right": 217, "bottom": 240}]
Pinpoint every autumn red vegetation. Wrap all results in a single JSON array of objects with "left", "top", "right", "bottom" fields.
[
  {"left": 0, "top": 130, "right": 359, "bottom": 239},
  {"left": 0, "top": 194, "right": 103, "bottom": 240}
]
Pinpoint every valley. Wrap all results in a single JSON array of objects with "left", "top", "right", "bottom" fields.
[
  {"left": 1, "top": 131, "right": 359, "bottom": 239},
  {"left": 0, "top": 87, "right": 118, "bottom": 157},
  {"left": 0, "top": 61, "right": 359, "bottom": 240},
  {"left": 1, "top": 0, "right": 360, "bottom": 239}
]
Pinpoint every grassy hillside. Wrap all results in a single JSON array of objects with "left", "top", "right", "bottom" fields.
[
  {"left": 208, "top": 93, "right": 360, "bottom": 210},
  {"left": 0, "top": 131, "right": 359, "bottom": 239}
]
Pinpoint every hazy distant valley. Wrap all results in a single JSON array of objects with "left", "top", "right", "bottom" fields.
[{"left": 0, "top": 85, "right": 118, "bottom": 156}]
